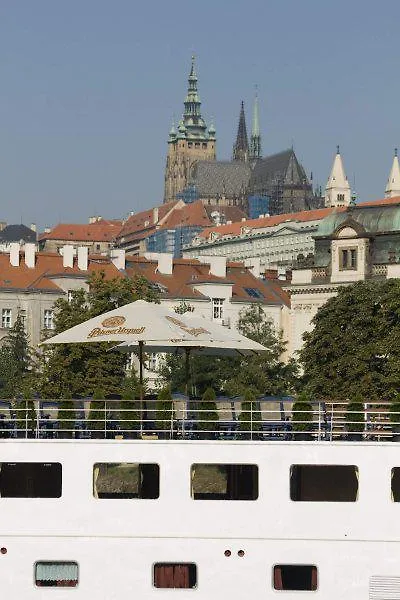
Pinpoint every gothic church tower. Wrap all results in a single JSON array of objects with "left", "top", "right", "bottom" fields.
[
  {"left": 164, "top": 57, "right": 216, "bottom": 204},
  {"left": 324, "top": 146, "right": 351, "bottom": 207}
]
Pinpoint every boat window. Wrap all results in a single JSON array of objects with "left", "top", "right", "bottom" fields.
[
  {"left": 191, "top": 464, "right": 258, "bottom": 500},
  {"left": 391, "top": 468, "right": 400, "bottom": 501},
  {"left": 93, "top": 463, "right": 159, "bottom": 499},
  {"left": 273, "top": 565, "right": 318, "bottom": 591},
  {"left": 35, "top": 561, "right": 78, "bottom": 587},
  {"left": 290, "top": 464, "right": 358, "bottom": 502},
  {"left": 0, "top": 463, "right": 62, "bottom": 498},
  {"left": 153, "top": 563, "right": 197, "bottom": 588}
]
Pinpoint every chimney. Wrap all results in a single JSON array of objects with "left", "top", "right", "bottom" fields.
[
  {"left": 44, "top": 227, "right": 51, "bottom": 234},
  {"left": 227, "top": 220, "right": 232, "bottom": 225},
  {"left": 88, "top": 216, "right": 96, "bottom": 224},
  {"left": 77, "top": 246, "right": 88, "bottom": 271},
  {"left": 30, "top": 223, "right": 37, "bottom": 232},
  {"left": 24, "top": 243, "right": 36, "bottom": 269},
  {"left": 0, "top": 221, "right": 6, "bottom": 232},
  {"left": 156, "top": 253, "right": 173, "bottom": 275},
  {"left": 62, "top": 245, "right": 74, "bottom": 268},
  {"left": 241, "top": 217, "right": 246, "bottom": 222},
  {"left": 153, "top": 207, "right": 159, "bottom": 224},
  {"left": 111, "top": 248, "right": 126, "bottom": 270},
  {"left": 245, "top": 257, "right": 261, "bottom": 278},
  {"left": 199, "top": 255, "right": 227, "bottom": 277},
  {"left": 9, "top": 242, "right": 20, "bottom": 267}
]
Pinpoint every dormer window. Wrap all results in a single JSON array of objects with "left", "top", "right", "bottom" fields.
[{"left": 340, "top": 248, "right": 357, "bottom": 270}]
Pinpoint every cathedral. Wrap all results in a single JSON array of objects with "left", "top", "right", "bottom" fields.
[{"left": 164, "top": 57, "right": 323, "bottom": 215}]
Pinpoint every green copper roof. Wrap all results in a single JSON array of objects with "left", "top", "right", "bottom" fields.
[{"left": 316, "top": 205, "right": 400, "bottom": 237}]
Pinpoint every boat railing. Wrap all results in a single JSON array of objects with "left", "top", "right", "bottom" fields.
[{"left": 0, "top": 399, "right": 398, "bottom": 441}]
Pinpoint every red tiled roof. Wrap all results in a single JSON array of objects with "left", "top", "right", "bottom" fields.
[
  {"left": 124, "top": 256, "right": 289, "bottom": 306},
  {"left": 117, "top": 201, "right": 181, "bottom": 240},
  {"left": 39, "top": 220, "right": 123, "bottom": 243},
  {"left": 197, "top": 207, "right": 343, "bottom": 239},
  {"left": 357, "top": 196, "right": 400, "bottom": 207},
  {"left": 0, "top": 252, "right": 122, "bottom": 293}
]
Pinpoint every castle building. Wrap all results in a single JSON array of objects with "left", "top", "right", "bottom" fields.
[
  {"left": 164, "top": 59, "right": 322, "bottom": 215},
  {"left": 163, "top": 57, "right": 216, "bottom": 204}
]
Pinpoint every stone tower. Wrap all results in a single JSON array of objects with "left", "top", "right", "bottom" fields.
[
  {"left": 324, "top": 146, "right": 351, "bottom": 208},
  {"left": 232, "top": 101, "right": 249, "bottom": 162},
  {"left": 250, "top": 90, "right": 262, "bottom": 159},
  {"left": 164, "top": 57, "right": 216, "bottom": 204},
  {"left": 385, "top": 148, "right": 400, "bottom": 198}
]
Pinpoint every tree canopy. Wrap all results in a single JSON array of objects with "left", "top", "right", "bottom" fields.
[
  {"left": 160, "top": 303, "right": 298, "bottom": 397},
  {"left": 300, "top": 279, "right": 400, "bottom": 401},
  {"left": 0, "top": 311, "right": 33, "bottom": 398},
  {"left": 38, "top": 272, "right": 158, "bottom": 398}
]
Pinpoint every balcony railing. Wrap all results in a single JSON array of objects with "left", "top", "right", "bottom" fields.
[{"left": 0, "top": 399, "right": 398, "bottom": 442}]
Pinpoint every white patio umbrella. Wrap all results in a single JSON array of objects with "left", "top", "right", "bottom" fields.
[
  {"left": 42, "top": 300, "right": 264, "bottom": 390},
  {"left": 114, "top": 315, "right": 268, "bottom": 395}
]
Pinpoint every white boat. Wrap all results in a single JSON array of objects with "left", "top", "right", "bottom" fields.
[{"left": 0, "top": 399, "right": 399, "bottom": 599}]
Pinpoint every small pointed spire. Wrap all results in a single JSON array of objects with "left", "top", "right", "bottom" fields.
[
  {"left": 385, "top": 148, "right": 400, "bottom": 198},
  {"left": 233, "top": 101, "right": 249, "bottom": 162},
  {"left": 250, "top": 87, "right": 262, "bottom": 159},
  {"left": 324, "top": 145, "right": 351, "bottom": 207}
]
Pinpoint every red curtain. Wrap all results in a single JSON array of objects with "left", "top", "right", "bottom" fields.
[
  {"left": 154, "top": 564, "right": 191, "bottom": 588},
  {"left": 273, "top": 566, "right": 283, "bottom": 590}
]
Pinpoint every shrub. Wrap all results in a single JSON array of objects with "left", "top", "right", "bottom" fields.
[
  {"left": 120, "top": 388, "right": 141, "bottom": 433},
  {"left": 239, "top": 389, "right": 262, "bottom": 432},
  {"left": 58, "top": 389, "right": 75, "bottom": 438},
  {"left": 345, "top": 399, "right": 364, "bottom": 433},
  {"left": 155, "top": 386, "right": 173, "bottom": 433},
  {"left": 197, "top": 387, "right": 218, "bottom": 434},
  {"left": 292, "top": 391, "right": 313, "bottom": 433},
  {"left": 88, "top": 388, "right": 106, "bottom": 433}
]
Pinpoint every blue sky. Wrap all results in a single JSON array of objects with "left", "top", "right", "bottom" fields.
[{"left": 0, "top": 0, "right": 399, "bottom": 229}]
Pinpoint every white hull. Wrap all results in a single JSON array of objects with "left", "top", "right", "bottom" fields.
[{"left": 1, "top": 440, "right": 400, "bottom": 598}]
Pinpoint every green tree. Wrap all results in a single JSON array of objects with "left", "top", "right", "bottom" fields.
[
  {"left": 345, "top": 395, "right": 365, "bottom": 435},
  {"left": 0, "top": 347, "right": 18, "bottom": 398},
  {"left": 38, "top": 272, "right": 159, "bottom": 398},
  {"left": 197, "top": 387, "right": 218, "bottom": 435},
  {"left": 225, "top": 304, "right": 299, "bottom": 396},
  {"left": 239, "top": 388, "right": 262, "bottom": 434},
  {"left": 1, "top": 311, "right": 33, "bottom": 397},
  {"left": 155, "top": 386, "right": 173, "bottom": 435},
  {"left": 300, "top": 280, "right": 400, "bottom": 401}
]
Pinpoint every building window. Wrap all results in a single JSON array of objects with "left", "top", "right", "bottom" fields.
[
  {"left": 44, "top": 309, "right": 54, "bottom": 330},
  {"left": 273, "top": 565, "right": 318, "bottom": 591},
  {"left": 1, "top": 308, "right": 12, "bottom": 328},
  {"left": 244, "top": 287, "right": 264, "bottom": 298},
  {"left": 290, "top": 465, "right": 358, "bottom": 502},
  {"left": 67, "top": 290, "right": 74, "bottom": 303},
  {"left": 153, "top": 564, "right": 197, "bottom": 589},
  {"left": 35, "top": 562, "right": 78, "bottom": 587},
  {"left": 93, "top": 463, "right": 159, "bottom": 499},
  {"left": 339, "top": 248, "right": 357, "bottom": 270},
  {"left": 0, "top": 463, "right": 62, "bottom": 498},
  {"left": 191, "top": 464, "right": 258, "bottom": 500},
  {"left": 337, "top": 193, "right": 345, "bottom": 203},
  {"left": 212, "top": 298, "right": 224, "bottom": 320},
  {"left": 18, "top": 309, "right": 27, "bottom": 329}
]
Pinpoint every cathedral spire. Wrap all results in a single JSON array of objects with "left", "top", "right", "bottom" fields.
[
  {"left": 182, "top": 55, "right": 208, "bottom": 140},
  {"left": 250, "top": 89, "right": 262, "bottom": 159},
  {"left": 324, "top": 145, "right": 351, "bottom": 207},
  {"left": 385, "top": 148, "right": 400, "bottom": 198},
  {"left": 233, "top": 101, "right": 249, "bottom": 162}
]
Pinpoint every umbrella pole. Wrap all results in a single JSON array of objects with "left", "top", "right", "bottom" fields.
[
  {"left": 185, "top": 347, "right": 190, "bottom": 399},
  {"left": 139, "top": 341, "right": 144, "bottom": 436}
]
